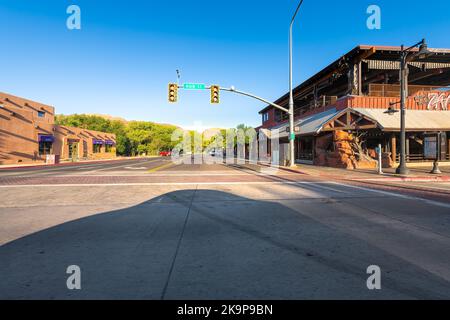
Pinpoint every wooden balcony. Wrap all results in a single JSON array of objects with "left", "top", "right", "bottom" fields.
[{"left": 368, "top": 84, "right": 444, "bottom": 97}]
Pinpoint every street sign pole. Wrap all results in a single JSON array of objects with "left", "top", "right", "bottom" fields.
[{"left": 288, "top": 0, "right": 305, "bottom": 168}]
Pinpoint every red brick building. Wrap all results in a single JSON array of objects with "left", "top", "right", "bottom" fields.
[
  {"left": 257, "top": 45, "right": 450, "bottom": 168},
  {"left": 0, "top": 92, "right": 116, "bottom": 165}
]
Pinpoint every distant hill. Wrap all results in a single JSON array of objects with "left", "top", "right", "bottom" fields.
[
  {"left": 85, "top": 113, "right": 128, "bottom": 123},
  {"left": 80, "top": 113, "right": 181, "bottom": 128}
]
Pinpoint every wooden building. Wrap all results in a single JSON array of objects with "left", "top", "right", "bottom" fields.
[{"left": 257, "top": 45, "right": 450, "bottom": 168}]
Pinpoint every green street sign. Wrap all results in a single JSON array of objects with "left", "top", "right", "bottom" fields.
[
  {"left": 183, "top": 83, "right": 206, "bottom": 90},
  {"left": 289, "top": 133, "right": 296, "bottom": 141}
]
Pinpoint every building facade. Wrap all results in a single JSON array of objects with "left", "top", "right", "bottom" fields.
[
  {"left": 0, "top": 92, "right": 116, "bottom": 165},
  {"left": 257, "top": 45, "right": 450, "bottom": 169}
]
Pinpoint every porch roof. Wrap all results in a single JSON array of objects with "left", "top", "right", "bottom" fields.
[
  {"left": 353, "top": 108, "right": 450, "bottom": 131},
  {"left": 269, "top": 108, "right": 341, "bottom": 138},
  {"left": 264, "top": 107, "right": 450, "bottom": 138}
]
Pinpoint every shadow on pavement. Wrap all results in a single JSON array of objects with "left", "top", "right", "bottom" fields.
[{"left": 1, "top": 189, "right": 449, "bottom": 300}]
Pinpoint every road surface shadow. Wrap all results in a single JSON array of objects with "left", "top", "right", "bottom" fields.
[{"left": 0, "top": 189, "right": 449, "bottom": 299}]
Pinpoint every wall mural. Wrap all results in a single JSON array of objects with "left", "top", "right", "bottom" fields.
[{"left": 414, "top": 91, "right": 450, "bottom": 111}]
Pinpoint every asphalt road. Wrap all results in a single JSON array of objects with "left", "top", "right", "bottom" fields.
[
  {"left": 0, "top": 157, "right": 170, "bottom": 177},
  {"left": 1, "top": 158, "right": 449, "bottom": 299}
]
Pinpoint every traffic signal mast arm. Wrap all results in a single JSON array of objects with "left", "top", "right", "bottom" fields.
[
  {"left": 172, "top": 83, "right": 290, "bottom": 114},
  {"left": 221, "top": 86, "right": 290, "bottom": 114}
]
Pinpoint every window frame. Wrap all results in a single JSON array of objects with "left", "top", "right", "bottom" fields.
[{"left": 38, "top": 141, "right": 52, "bottom": 156}]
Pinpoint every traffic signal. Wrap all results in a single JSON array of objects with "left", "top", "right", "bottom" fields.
[
  {"left": 210, "top": 85, "right": 220, "bottom": 104},
  {"left": 168, "top": 83, "right": 178, "bottom": 103}
]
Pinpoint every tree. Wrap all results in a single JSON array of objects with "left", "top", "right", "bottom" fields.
[{"left": 55, "top": 114, "right": 179, "bottom": 156}]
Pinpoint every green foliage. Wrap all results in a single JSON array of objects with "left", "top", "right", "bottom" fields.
[{"left": 55, "top": 114, "right": 179, "bottom": 156}]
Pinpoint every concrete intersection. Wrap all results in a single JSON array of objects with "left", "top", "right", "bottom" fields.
[{"left": 0, "top": 157, "right": 449, "bottom": 299}]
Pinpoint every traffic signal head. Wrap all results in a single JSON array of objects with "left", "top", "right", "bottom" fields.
[
  {"left": 168, "top": 83, "right": 178, "bottom": 103},
  {"left": 210, "top": 85, "right": 220, "bottom": 104}
]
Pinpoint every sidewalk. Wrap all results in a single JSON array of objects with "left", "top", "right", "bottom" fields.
[
  {"left": 280, "top": 163, "right": 450, "bottom": 182},
  {"left": 273, "top": 163, "right": 450, "bottom": 197}
]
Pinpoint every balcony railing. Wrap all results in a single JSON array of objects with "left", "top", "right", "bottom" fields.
[
  {"left": 368, "top": 84, "right": 444, "bottom": 97},
  {"left": 295, "top": 95, "right": 337, "bottom": 116},
  {"left": 395, "top": 153, "right": 450, "bottom": 162}
]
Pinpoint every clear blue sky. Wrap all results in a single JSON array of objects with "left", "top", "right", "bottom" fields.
[{"left": 1, "top": 0, "right": 449, "bottom": 129}]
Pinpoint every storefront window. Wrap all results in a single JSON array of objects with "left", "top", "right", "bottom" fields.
[
  {"left": 105, "top": 144, "right": 111, "bottom": 152},
  {"left": 39, "top": 141, "right": 52, "bottom": 156},
  {"left": 38, "top": 135, "right": 54, "bottom": 156},
  {"left": 93, "top": 144, "right": 102, "bottom": 153}
]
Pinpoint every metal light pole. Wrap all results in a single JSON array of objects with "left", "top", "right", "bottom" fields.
[
  {"left": 396, "top": 39, "right": 429, "bottom": 175},
  {"left": 288, "top": 0, "right": 305, "bottom": 167},
  {"left": 396, "top": 46, "right": 409, "bottom": 175}
]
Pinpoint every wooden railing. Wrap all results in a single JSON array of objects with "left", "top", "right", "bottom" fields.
[
  {"left": 395, "top": 153, "right": 450, "bottom": 162},
  {"left": 297, "top": 152, "right": 313, "bottom": 161},
  {"left": 295, "top": 96, "right": 337, "bottom": 116},
  {"left": 368, "top": 84, "right": 443, "bottom": 97}
]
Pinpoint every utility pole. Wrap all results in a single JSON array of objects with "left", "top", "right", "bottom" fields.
[
  {"left": 396, "top": 46, "right": 409, "bottom": 175},
  {"left": 396, "top": 39, "right": 430, "bottom": 175},
  {"left": 288, "top": 0, "right": 305, "bottom": 167}
]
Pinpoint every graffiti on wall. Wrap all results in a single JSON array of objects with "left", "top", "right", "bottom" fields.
[{"left": 414, "top": 91, "right": 450, "bottom": 111}]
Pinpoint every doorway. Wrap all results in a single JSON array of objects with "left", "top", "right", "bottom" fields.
[{"left": 68, "top": 142, "right": 78, "bottom": 161}]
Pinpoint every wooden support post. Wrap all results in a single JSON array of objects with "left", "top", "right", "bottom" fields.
[
  {"left": 358, "top": 61, "right": 363, "bottom": 96},
  {"left": 448, "top": 138, "right": 450, "bottom": 160},
  {"left": 406, "top": 137, "right": 410, "bottom": 162},
  {"left": 391, "top": 134, "right": 396, "bottom": 163}
]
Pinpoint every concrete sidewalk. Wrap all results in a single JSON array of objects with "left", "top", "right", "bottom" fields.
[{"left": 285, "top": 164, "right": 450, "bottom": 182}]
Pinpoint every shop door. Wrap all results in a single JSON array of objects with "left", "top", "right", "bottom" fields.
[
  {"left": 68, "top": 143, "right": 78, "bottom": 161},
  {"left": 83, "top": 141, "right": 88, "bottom": 158}
]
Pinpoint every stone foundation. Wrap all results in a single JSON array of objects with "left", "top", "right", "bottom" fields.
[{"left": 314, "top": 131, "right": 378, "bottom": 169}]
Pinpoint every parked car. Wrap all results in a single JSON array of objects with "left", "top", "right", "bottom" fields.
[{"left": 159, "top": 151, "right": 171, "bottom": 157}]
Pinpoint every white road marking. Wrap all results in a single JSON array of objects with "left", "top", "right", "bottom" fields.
[
  {"left": 79, "top": 159, "right": 165, "bottom": 173},
  {"left": 0, "top": 181, "right": 337, "bottom": 187},
  {"left": 0, "top": 159, "right": 154, "bottom": 176},
  {"left": 329, "top": 181, "right": 450, "bottom": 209},
  {"left": 301, "top": 182, "right": 350, "bottom": 194},
  {"left": 1, "top": 179, "right": 448, "bottom": 208}
]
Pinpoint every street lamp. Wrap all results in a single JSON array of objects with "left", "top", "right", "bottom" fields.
[
  {"left": 288, "top": 0, "right": 305, "bottom": 167},
  {"left": 395, "top": 39, "right": 431, "bottom": 175}
]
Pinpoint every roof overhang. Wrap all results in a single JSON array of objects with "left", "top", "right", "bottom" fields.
[
  {"left": 268, "top": 108, "right": 379, "bottom": 138},
  {"left": 353, "top": 108, "right": 450, "bottom": 131},
  {"left": 265, "top": 107, "right": 450, "bottom": 138}
]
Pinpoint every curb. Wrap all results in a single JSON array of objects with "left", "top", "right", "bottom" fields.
[
  {"left": 345, "top": 179, "right": 450, "bottom": 196},
  {"left": 272, "top": 165, "right": 450, "bottom": 182},
  {"left": 355, "top": 176, "right": 450, "bottom": 182}
]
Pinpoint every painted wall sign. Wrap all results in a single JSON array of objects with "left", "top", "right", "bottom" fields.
[
  {"left": 414, "top": 91, "right": 450, "bottom": 111},
  {"left": 105, "top": 140, "right": 115, "bottom": 145},
  {"left": 427, "top": 92, "right": 450, "bottom": 111}
]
